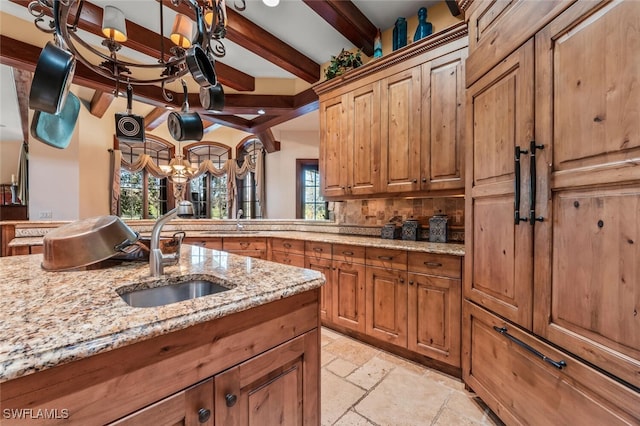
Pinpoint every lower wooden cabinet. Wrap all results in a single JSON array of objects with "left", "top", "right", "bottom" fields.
[
  {"left": 111, "top": 379, "right": 214, "bottom": 426},
  {"left": 332, "top": 259, "right": 366, "bottom": 333},
  {"left": 305, "top": 256, "right": 333, "bottom": 322},
  {"left": 214, "top": 332, "right": 318, "bottom": 425},
  {"left": 365, "top": 266, "right": 408, "bottom": 348},
  {"left": 223, "top": 238, "right": 267, "bottom": 259},
  {"left": 463, "top": 301, "right": 640, "bottom": 425},
  {"left": 183, "top": 237, "right": 223, "bottom": 250}
]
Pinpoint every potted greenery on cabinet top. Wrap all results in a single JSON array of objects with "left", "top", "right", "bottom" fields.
[{"left": 324, "top": 49, "right": 363, "bottom": 80}]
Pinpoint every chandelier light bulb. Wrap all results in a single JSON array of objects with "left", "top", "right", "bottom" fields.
[
  {"left": 102, "top": 6, "right": 127, "bottom": 42},
  {"left": 262, "top": 0, "right": 279, "bottom": 7}
]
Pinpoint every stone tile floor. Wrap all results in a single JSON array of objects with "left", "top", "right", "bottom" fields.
[{"left": 320, "top": 327, "right": 502, "bottom": 426}]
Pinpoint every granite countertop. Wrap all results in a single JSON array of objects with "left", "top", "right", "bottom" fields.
[
  {"left": 9, "top": 230, "right": 465, "bottom": 256},
  {"left": 0, "top": 246, "right": 324, "bottom": 383}
]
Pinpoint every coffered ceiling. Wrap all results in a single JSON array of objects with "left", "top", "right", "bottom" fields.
[{"left": 0, "top": 0, "right": 448, "bottom": 151}]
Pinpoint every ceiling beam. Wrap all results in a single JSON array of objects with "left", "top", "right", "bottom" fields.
[
  {"left": 0, "top": 36, "right": 317, "bottom": 117},
  {"left": 198, "top": 114, "right": 252, "bottom": 133},
  {"left": 249, "top": 88, "right": 319, "bottom": 134},
  {"left": 162, "top": 0, "right": 320, "bottom": 83},
  {"left": 144, "top": 107, "right": 170, "bottom": 130},
  {"left": 89, "top": 90, "right": 114, "bottom": 118},
  {"left": 253, "top": 129, "right": 280, "bottom": 153},
  {"left": 302, "top": 0, "right": 377, "bottom": 57},
  {"left": 11, "top": 69, "right": 32, "bottom": 143},
  {"left": 8, "top": 0, "right": 255, "bottom": 91}
]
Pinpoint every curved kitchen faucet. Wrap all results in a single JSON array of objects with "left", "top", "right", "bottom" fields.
[{"left": 150, "top": 200, "right": 194, "bottom": 277}]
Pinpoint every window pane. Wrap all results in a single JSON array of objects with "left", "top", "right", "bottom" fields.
[
  {"left": 120, "top": 170, "right": 143, "bottom": 219},
  {"left": 300, "top": 164, "right": 326, "bottom": 220}
]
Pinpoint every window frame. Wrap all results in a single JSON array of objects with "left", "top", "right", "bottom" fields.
[
  {"left": 296, "top": 159, "right": 327, "bottom": 220},
  {"left": 236, "top": 137, "right": 263, "bottom": 219},
  {"left": 183, "top": 141, "right": 231, "bottom": 219}
]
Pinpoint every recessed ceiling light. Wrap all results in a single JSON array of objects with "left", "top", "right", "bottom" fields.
[
  {"left": 262, "top": 0, "right": 279, "bottom": 7},
  {"left": 257, "top": 109, "right": 266, "bottom": 115}
]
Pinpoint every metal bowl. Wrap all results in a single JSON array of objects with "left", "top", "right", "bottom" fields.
[{"left": 42, "top": 216, "right": 138, "bottom": 271}]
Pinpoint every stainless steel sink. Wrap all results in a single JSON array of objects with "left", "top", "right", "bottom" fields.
[{"left": 119, "top": 279, "right": 230, "bottom": 308}]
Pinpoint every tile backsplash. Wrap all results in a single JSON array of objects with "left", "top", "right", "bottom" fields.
[{"left": 332, "top": 197, "right": 465, "bottom": 242}]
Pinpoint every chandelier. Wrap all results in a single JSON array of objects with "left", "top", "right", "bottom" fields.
[
  {"left": 27, "top": 0, "right": 230, "bottom": 102},
  {"left": 160, "top": 147, "right": 198, "bottom": 201}
]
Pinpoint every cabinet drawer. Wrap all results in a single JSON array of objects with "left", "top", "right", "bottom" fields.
[
  {"left": 270, "top": 238, "right": 304, "bottom": 255},
  {"left": 408, "top": 252, "right": 461, "bottom": 278},
  {"left": 271, "top": 251, "right": 305, "bottom": 268},
  {"left": 463, "top": 301, "right": 640, "bottom": 425},
  {"left": 332, "top": 244, "right": 365, "bottom": 264},
  {"left": 183, "top": 237, "right": 223, "bottom": 250},
  {"left": 365, "top": 247, "right": 407, "bottom": 270},
  {"left": 223, "top": 237, "right": 267, "bottom": 252},
  {"left": 305, "top": 241, "right": 332, "bottom": 260}
]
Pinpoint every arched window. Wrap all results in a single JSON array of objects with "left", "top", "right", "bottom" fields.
[
  {"left": 184, "top": 142, "right": 231, "bottom": 219},
  {"left": 118, "top": 136, "right": 173, "bottom": 219},
  {"left": 236, "top": 138, "right": 264, "bottom": 219}
]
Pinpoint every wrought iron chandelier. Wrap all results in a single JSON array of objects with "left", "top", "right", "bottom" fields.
[{"left": 27, "top": 0, "right": 230, "bottom": 102}]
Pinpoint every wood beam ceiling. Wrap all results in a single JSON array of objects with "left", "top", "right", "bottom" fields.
[
  {"left": 161, "top": 0, "right": 320, "bottom": 83},
  {"left": 11, "top": 69, "right": 32, "bottom": 143},
  {"left": 302, "top": 0, "right": 377, "bottom": 57},
  {"left": 8, "top": 0, "right": 255, "bottom": 92},
  {"left": 89, "top": 91, "right": 115, "bottom": 118},
  {"left": 144, "top": 107, "right": 170, "bottom": 130}
]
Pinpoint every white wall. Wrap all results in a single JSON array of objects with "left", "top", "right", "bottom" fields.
[
  {"left": 265, "top": 130, "right": 320, "bottom": 219},
  {"left": 0, "top": 139, "right": 21, "bottom": 183}
]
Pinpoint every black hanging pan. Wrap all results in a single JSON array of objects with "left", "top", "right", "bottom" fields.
[
  {"left": 29, "top": 0, "right": 76, "bottom": 114},
  {"left": 199, "top": 82, "right": 225, "bottom": 112},
  {"left": 185, "top": 0, "right": 217, "bottom": 87},
  {"left": 115, "top": 84, "right": 145, "bottom": 143},
  {"left": 168, "top": 80, "right": 203, "bottom": 142}
]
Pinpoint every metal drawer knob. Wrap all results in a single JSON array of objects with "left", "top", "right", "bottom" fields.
[
  {"left": 198, "top": 408, "right": 211, "bottom": 423},
  {"left": 225, "top": 393, "right": 237, "bottom": 407}
]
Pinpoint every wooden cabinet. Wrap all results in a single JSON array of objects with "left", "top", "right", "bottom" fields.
[
  {"left": 464, "top": 40, "right": 535, "bottom": 330},
  {"left": 380, "top": 67, "right": 422, "bottom": 193},
  {"left": 463, "top": 301, "right": 640, "bottom": 424},
  {"left": 223, "top": 237, "right": 267, "bottom": 259},
  {"left": 305, "top": 241, "right": 333, "bottom": 323},
  {"left": 315, "top": 23, "right": 468, "bottom": 200},
  {"left": 111, "top": 379, "right": 214, "bottom": 426},
  {"left": 463, "top": 0, "right": 640, "bottom": 421},
  {"left": 183, "top": 237, "right": 223, "bottom": 250},
  {"left": 331, "top": 244, "right": 366, "bottom": 333},
  {"left": 365, "top": 248, "right": 408, "bottom": 347},
  {"left": 2, "top": 290, "right": 320, "bottom": 425},
  {"left": 269, "top": 238, "right": 305, "bottom": 267},
  {"left": 214, "top": 332, "right": 318, "bottom": 426},
  {"left": 531, "top": 0, "right": 640, "bottom": 389},
  {"left": 408, "top": 253, "right": 461, "bottom": 367}
]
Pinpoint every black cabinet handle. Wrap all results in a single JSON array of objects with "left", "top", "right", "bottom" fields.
[
  {"left": 409, "top": 280, "right": 414, "bottom": 285},
  {"left": 529, "top": 141, "right": 544, "bottom": 225},
  {"left": 412, "top": 179, "right": 417, "bottom": 183},
  {"left": 341, "top": 251, "right": 354, "bottom": 256},
  {"left": 422, "top": 177, "right": 427, "bottom": 183},
  {"left": 198, "top": 408, "right": 211, "bottom": 423},
  {"left": 378, "top": 255, "right": 393, "bottom": 261},
  {"left": 313, "top": 247, "right": 323, "bottom": 252},
  {"left": 225, "top": 393, "right": 237, "bottom": 407},
  {"left": 514, "top": 145, "right": 528, "bottom": 225},
  {"left": 283, "top": 243, "right": 292, "bottom": 248},
  {"left": 493, "top": 326, "right": 566, "bottom": 370},
  {"left": 399, "top": 278, "right": 405, "bottom": 284},
  {"left": 424, "top": 261, "right": 442, "bottom": 267}
]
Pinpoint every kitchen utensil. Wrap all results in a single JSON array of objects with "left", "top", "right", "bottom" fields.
[
  {"left": 42, "top": 215, "right": 139, "bottom": 271},
  {"left": 168, "top": 80, "right": 203, "bottom": 141},
  {"left": 185, "top": 1, "right": 217, "bottom": 87},
  {"left": 30, "top": 92, "right": 80, "bottom": 149},
  {"left": 199, "top": 82, "right": 225, "bottom": 111},
  {"left": 115, "top": 84, "right": 145, "bottom": 143},
  {"left": 29, "top": 0, "right": 76, "bottom": 114}
]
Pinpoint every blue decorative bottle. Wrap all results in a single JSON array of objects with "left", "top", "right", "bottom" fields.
[
  {"left": 392, "top": 17, "right": 407, "bottom": 51},
  {"left": 373, "top": 28, "right": 382, "bottom": 58},
  {"left": 413, "top": 7, "right": 433, "bottom": 42}
]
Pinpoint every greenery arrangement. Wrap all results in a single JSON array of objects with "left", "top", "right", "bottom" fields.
[{"left": 324, "top": 49, "right": 363, "bottom": 80}]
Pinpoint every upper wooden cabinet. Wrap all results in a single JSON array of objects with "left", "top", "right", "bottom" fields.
[{"left": 314, "top": 23, "right": 468, "bottom": 200}]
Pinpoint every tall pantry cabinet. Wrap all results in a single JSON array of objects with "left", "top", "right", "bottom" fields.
[{"left": 463, "top": 0, "right": 640, "bottom": 423}]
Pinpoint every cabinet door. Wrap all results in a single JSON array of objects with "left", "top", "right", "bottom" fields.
[
  {"left": 346, "top": 82, "right": 381, "bottom": 195},
  {"left": 214, "top": 331, "right": 319, "bottom": 426},
  {"left": 319, "top": 94, "right": 348, "bottom": 198},
  {"left": 464, "top": 40, "right": 535, "bottom": 329},
  {"left": 533, "top": 0, "right": 640, "bottom": 388},
  {"left": 305, "top": 256, "right": 333, "bottom": 323},
  {"left": 332, "top": 260, "right": 366, "bottom": 333},
  {"left": 365, "top": 266, "right": 408, "bottom": 347},
  {"left": 111, "top": 379, "right": 214, "bottom": 426},
  {"left": 380, "top": 67, "right": 422, "bottom": 193},
  {"left": 421, "top": 49, "right": 466, "bottom": 192},
  {"left": 183, "top": 237, "right": 223, "bottom": 250},
  {"left": 408, "top": 273, "right": 461, "bottom": 367}
]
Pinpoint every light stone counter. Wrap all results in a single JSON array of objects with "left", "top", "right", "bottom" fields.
[
  {"left": 0, "top": 245, "right": 324, "bottom": 383},
  {"left": 9, "top": 230, "right": 465, "bottom": 256}
]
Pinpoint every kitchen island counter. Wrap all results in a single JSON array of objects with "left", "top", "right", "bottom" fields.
[{"left": 0, "top": 245, "right": 324, "bottom": 384}]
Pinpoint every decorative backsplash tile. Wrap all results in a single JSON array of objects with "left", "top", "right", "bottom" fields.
[{"left": 332, "top": 197, "right": 465, "bottom": 242}]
